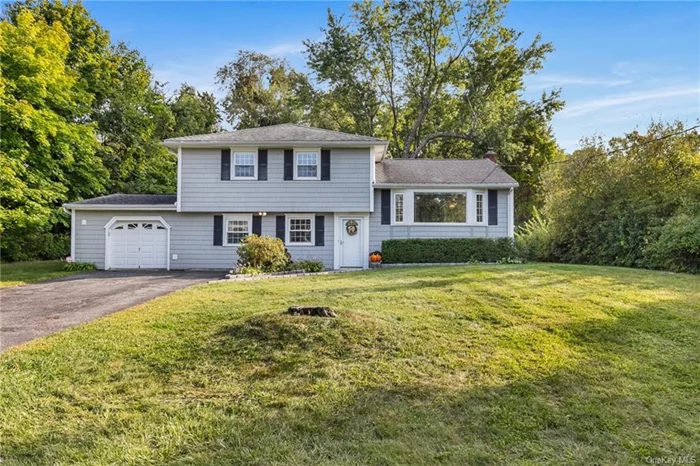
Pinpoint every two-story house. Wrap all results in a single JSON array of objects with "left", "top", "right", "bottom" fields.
[{"left": 64, "top": 124, "right": 518, "bottom": 270}]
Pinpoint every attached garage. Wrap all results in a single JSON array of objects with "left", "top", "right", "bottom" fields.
[{"left": 105, "top": 217, "right": 171, "bottom": 270}]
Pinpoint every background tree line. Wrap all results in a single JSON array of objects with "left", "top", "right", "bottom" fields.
[
  {"left": 2, "top": 0, "right": 563, "bottom": 262},
  {"left": 5, "top": 0, "right": 695, "bottom": 273}
]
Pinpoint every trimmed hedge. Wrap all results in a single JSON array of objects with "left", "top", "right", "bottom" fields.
[{"left": 381, "top": 238, "right": 519, "bottom": 264}]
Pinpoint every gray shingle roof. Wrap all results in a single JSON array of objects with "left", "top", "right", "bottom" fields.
[
  {"left": 67, "top": 194, "right": 177, "bottom": 206},
  {"left": 163, "top": 123, "right": 387, "bottom": 145},
  {"left": 375, "top": 159, "right": 518, "bottom": 186}
]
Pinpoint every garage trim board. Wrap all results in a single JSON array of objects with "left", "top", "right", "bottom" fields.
[{"left": 104, "top": 216, "right": 171, "bottom": 270}]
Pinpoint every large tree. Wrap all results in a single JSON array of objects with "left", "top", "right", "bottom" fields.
[
  {"left": 305, "top": 0, "right": 561, "bottom": 159},
  {"left": 168, "top": 84, "right": 221, "bottom": 138},
  {"left": 216, "top": 51, "right": 311, "bottom": 129},
  {"left": 0, "top": 10, "right": 107, "bottom": 259}
]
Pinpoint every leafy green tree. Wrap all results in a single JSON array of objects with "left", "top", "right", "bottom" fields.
[
  {"left": 0, "top": 10, "right": 107, "bottom": 259},
  {"left": 94, "top": 43, "right": 176, "bottom": 194},
  {"left": 216, "top": 51, "right": 311, "bottom": 128},
  {"left": 168, "top": 84, "right": 221, "bottom": 138},
  {"left": 304, "top": 0, "right": 562, "bottom": 222},
  {"left": 533, "top": 121, "right": 700, "bottom": 271}
]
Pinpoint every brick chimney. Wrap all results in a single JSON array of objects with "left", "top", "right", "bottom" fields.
[{"left": 483, "top": 149, "right": 498, "bottom": 164}]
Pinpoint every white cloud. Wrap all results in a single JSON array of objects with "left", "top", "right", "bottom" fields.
[
  {"left": 559, "top": 86, "right": 700, "bottom": 118},
  {"left": 530, "top": 74, "right": 633, "bottom": 88},
  {"left": 611, "top": 61, "right": 640, "bottom": 77},
  {"left": 263, "top": 41, "right": 305, "bottom": 57}
]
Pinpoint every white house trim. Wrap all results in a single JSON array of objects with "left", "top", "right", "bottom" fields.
[
  {"left": 65, "top": 205, "right": 177, "bottom": 211},
  {"left": 508, "top": 187, "right": 515, "bottom": 238},
  {"left": 376, "top": 183, "right": 518, "bottom": 189},
  {"left": 333, "top": 213, "right": 370, "bottom": 270},
  {"left": 177, "top": 146, "right": 182, "bottom": 211},
  {"left": 369, "top": 150, "right": 375, "bottom": 212},
  {"left": 70, "top": 208, "right": 76, "bottom": 260},
  {"left": 104, "top": 216, "right": 171, "bottom": 270}
]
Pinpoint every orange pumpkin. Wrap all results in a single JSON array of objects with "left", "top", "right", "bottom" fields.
[{"left": 369, "top": 252, "right": 382, "bottom": 262}]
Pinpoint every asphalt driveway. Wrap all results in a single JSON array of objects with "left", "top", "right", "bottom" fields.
[{"left": 0, "top": 271, "right": 223, "bottom": 351}]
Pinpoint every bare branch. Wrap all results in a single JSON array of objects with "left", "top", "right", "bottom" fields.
[{"left": 410, "top": 131, "right": 476, "bottom": 158}]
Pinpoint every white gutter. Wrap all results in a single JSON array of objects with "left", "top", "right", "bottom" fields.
[
  {"left": 162, "top": 140, "right": 388, "bottom": 149},
  {"left": 373, "top": 183, "right": 519, "bottom": 189},
  {"left": 62, "top": 204, "right": 177, "bottom": 211}
]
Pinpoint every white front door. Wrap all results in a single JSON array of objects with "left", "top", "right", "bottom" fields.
[
  {"left": 109, "top": 221, "right": 168, "bottom": 269},
  {"left": 340, "top": 217, "right": 363, "bottom": 268}
]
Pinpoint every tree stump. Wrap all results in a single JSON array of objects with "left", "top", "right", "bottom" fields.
[{"left": 287, "top": 306, "right": 337, "bottom": 318}]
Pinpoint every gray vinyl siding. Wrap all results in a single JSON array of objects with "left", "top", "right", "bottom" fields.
[
  {"left": 179, "top": 148, "right": 372, "bottom": 212},
  {"left": 369, "top": 189, "right": 510, "bottom": 251},
  {"left": 73, "top": 210, "right": 335, "bottom": 270}
]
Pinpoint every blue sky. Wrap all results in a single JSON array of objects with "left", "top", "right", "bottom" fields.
[{"left": 82, "top": 1, "right": 699, "bottom": 152}]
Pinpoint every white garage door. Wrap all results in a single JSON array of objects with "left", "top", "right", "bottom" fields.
[{"left": 109, "top": 221, "right": 168, "bottom": 269}]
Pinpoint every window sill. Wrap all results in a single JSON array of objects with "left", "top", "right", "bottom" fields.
[{"left": 286, "top": 243, "right": 315, "bottom": 247}]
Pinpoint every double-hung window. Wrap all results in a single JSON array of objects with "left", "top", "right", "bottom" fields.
[
  {"left": 295, "top": 150, "right": 319, "bottom": 180},
  {"left": 287, "top": 216, "right": 313, "bottom": 245},
  {"left": 475, "top": 191, "right": 486, "bottom": 224},
  {"left": 394, "top": 193, "right": 404, "bottom": 223},
  {"left": 233, "top": 152, "right": 256, "bottom": 179},
  {"left": 225, "top": 215, "right": 251, "bottom": 245}
]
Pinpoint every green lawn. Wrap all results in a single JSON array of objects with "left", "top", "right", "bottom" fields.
[
  {"left": 0, "top": 260, "right": 77, "bottom": 288},
  {"left": 1, "top": 264, "right": 698, "bottom": 465}
]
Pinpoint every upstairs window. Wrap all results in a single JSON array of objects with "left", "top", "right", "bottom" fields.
[
  {"left": 295, "top": 151, "right": 319, "bottom": 179},
  {"left": 414, "top": 193, "right": 467, "bottom": 223},
  {"left": 225, "top": 215, "right": 251, "bottom": 245},
  {"left": 233, "top": 152, "right": 256, "bottom": 179}
]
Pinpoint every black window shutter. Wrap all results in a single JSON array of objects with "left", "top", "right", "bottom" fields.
[
  {"left": 488, "top": 190, "right": 498, "bottom": 225},
  {"left": 258, "top": 149, "right": 268, "bottom": 181},
  {"left": 213, "top": 215, "right": 223, "bottom": 245},
  {"left": 221, "top": 149, "right": 231, "bottom": 180},
  {"left": 252, "top": 215, "right": 262, "bottom": 236},
  {"left": 276, "top": 215, "right": 286, "bottom": 241},
  {"left": 284, "top": 149, "right": 294, "bottom": 180},
  {"left": 315, "top": 215, "right": 325, "bottom": 246},
  {"left": 381, "top": 189, "right": 391, "bottom": 225},
  {"left": 321, "top": 149, "right": 331, "bottom": 181}
]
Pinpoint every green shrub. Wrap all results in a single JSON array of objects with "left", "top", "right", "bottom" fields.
[
  {"left": 644, "top": 213, "right": 700, "bottom": 274},
  {"left": 236, "top": 235, "right": 290, "bottom": 273},
  {"left": 290, "top": 260, "right": 325, "bottom": 273},
  {"left": 515, "top": 208, "right": 555, "bottom": 262},
  {"left": 63, "top": 262, "right": 97, "bottom": 272},
  {"left": 381, "top": 238, "right": 519, "bottom": 264}
]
